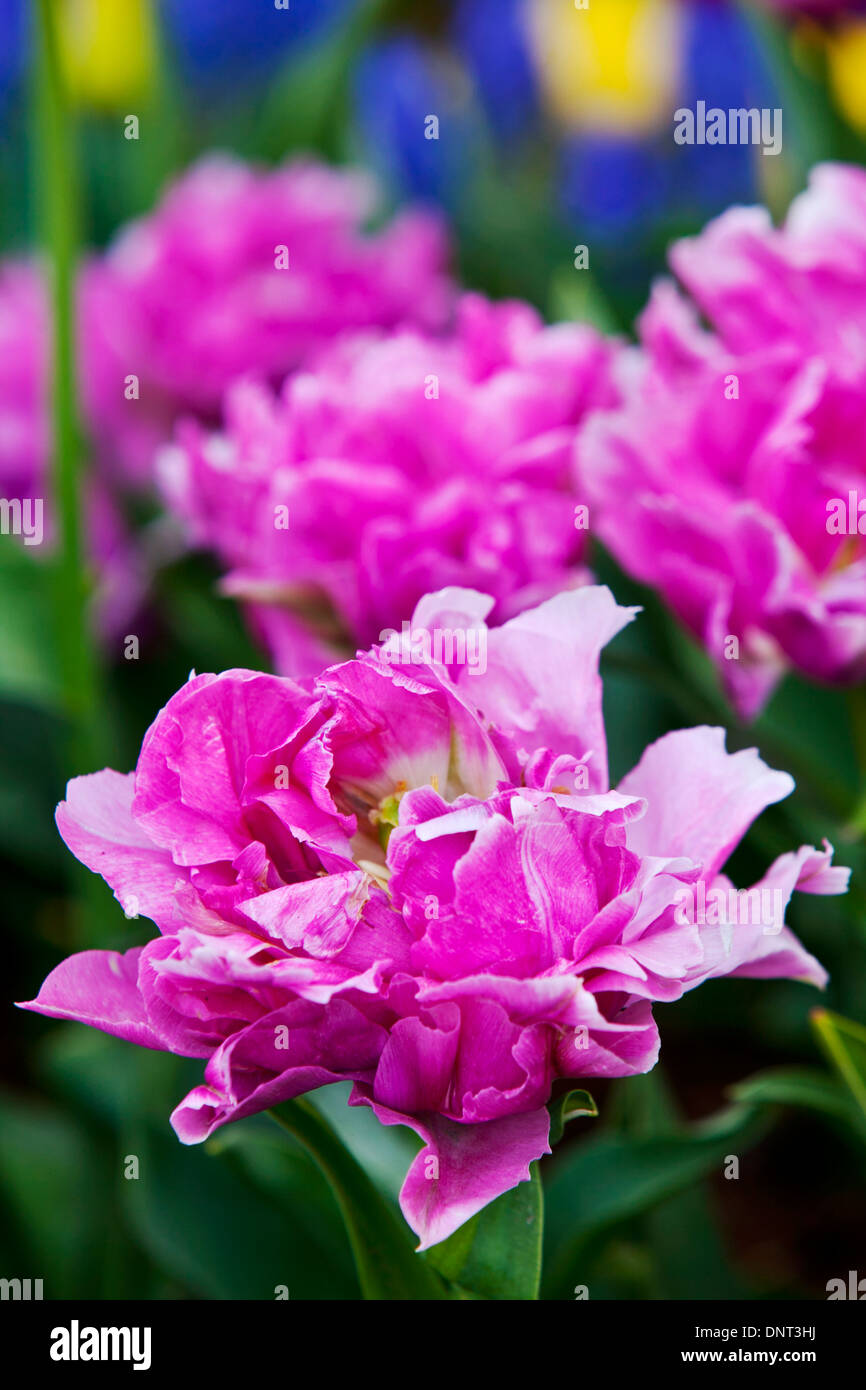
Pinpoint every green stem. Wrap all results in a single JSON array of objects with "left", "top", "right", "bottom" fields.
[
  {"left": 269, "top": 1098, "right": 448, "bottom": 1301},
  {"left": 33, "top": 0, "right": 101, "bottom": 775}
]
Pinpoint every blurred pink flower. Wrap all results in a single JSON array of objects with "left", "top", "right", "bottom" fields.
[
  {"left": 20, "top": 585, "right": 845, "bottom": 1247},
  {"left": 0, "top": 154, "right": 454, "bottom": 638},
  {"left": 161, "top": 293, "right": 621, "bottom": 676},
  {"left": 87, "top": 152, "right": 454, "bottom": 484},
  {"left": 579, "top": 163, "right": 866, "bottom": 718},
  {"left": 0, "top": 262, "right": 144, "bottom": 639}
]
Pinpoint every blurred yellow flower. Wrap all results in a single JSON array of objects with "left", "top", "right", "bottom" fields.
[
  {"left": 827, "top": 21, "right": 866, "bottom": 135},
  {"left": 58, "top": 0, "right": 156, "bottom": 109},
  {"left": 527, "top": 0, "right": 681, "bottom": 135}
]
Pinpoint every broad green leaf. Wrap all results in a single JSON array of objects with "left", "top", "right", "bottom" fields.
[
  {"left": 620, "top": 1072, "right": 750, "bottom": 1300},
  {"left": 38, "top": 1026, "right": 183, "bottom": 1130},
  {"left": 424, "top": 1163, "right": 543, "bottom": 1301},
  {"left": 0, "top": 698, "right": 65, "bottom": 874},
  {"left": 647, "top": 1184, "right": 748, "bottom": 1301},
  {"left": 270, "top": 1099, "right": 449, "bottom": 1301},
  {"left": 312, "top": 1082, "right": 419, "bottom": 1203},
  {"left": 38, "top": 1033, "right": 359, "bottom": 1298},
  {"left": 123, "top": 1120, "right": 359, "bottom": 1300},
  {"left": 543, "top": 1103, "right": 769, "bottom": 1297},
  {"left": 0, "top": 549, "right": 61, "bottom": 709},
  {"left": 0, "top": 1090, "right": 106, "bottom": 1297}
]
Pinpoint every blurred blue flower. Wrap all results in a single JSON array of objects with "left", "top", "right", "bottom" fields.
[
  {"left": 160, "top": 0, "right": 354, "bottom": 83},
  {"left": 560, "top": 134, "right": 672, "bottom": 240},
  {"left": 0, "top": 0, "right": 26, "bottom": 105},
  {"left": 355, "top": 36, "right": 472, "bottom": 206},
  {"left": 453, "top": 0, "right": 538, "bottom": 141},
  {"left": 679, "top": 0, "right": 776, "bottom": 213},
  {"left": 448, "top": 0, "right": 783, "bottom": 240}
]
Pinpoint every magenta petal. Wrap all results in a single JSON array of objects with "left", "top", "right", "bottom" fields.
[
  {"left": 352, "top": 1087, "right": 551, "bottom": 1249},
  {"left": 171, "top": 997, "right": 387, "bottom": 1141},
  {"left": 372, "top": 1010, "right": 461, "bottom": 1114},
  {"left": 555, "top": 995, "right": 661, "bottom": 1078},
  {"left": 17, "top": 947, "right": 164, "bottom": 1049},
  {"left": 578, "top": 167, "right": 866, "bottom": 713},
  {"left": 171, "top": 1069, "right": 349, "bottom": 1144},
  {"left": 698, "top": 841, "right": 846, "bottom": 989},
  {"left": 620, "top": 726, "right": 793, "bottom": 879},
  {"left": 239, "top": 869, "right": 373, "bottom": 957},
  {"left": 783, "top": 839, "right": 851, "bottom": 896},
  {"left": 56, "top": 769, "right": 190, "bottom": 929},
  {"left": 134, "top": 669, "right": 311, "bottom": 865},
  {"left": 472, "top": 586, "right": 638, "bottom": 791},
  {"left": 23, "top": 568, "right": 840, "bottom": 1210}
]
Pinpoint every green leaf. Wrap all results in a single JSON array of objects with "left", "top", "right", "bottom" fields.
[
  {"left": 734, "top": 1, "right": 842, "bottom": 190},
  {"left": 270, "top": 1098, "right": 449, "bottom": 1301},
  {"left": 730, "top": 1064, "right": 864, "bottom": 1128},
  {"left": 548, "top": 265, "right": 622, "bottom": 335},
  {"left": 37, "top": 1034, "right": 359, "bottom": 1298},
  {"left": 424, "top": 1163, "right": 544, "bottom": 1301},
  {"left": 0, "top": 550, "right": 61, "bottom": 709},
  {"left": 0, "top": 698, "right": 65, "bottom": 873},
  {"left": 0, "top": 1090, "right": 106, "bottom": 1297},
  {"left": 543, "top": 1103, "right": 769, "bottom": 1298},
  {"left": 311, "top": 1082, "right": 420, "bottom": 1203},
  {"left": 548, "top": 1089, "right": 598, "bottom": 1146},
  {"left": 811, "top": 1009, "right": 866, "bottom": 1121},
  {"left": 624, "top": 1072, "right": 749, "bottom": 1300},
  {"left": 122, "top": 1119, "right": 359, "bottom": 1301}
]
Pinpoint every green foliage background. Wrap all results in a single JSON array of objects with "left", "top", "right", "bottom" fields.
[{"left": 2, "top": 0, "right": 866, "bottom": 1299}]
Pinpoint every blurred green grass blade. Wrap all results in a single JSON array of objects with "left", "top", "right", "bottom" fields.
[
  {"left": 846, "top": 686, "right": 866, "bottom": 838},
  {"left": 734, "top": 0, "right": 838, "bottom": 195},
  {"left": 731, "top": 1063, "right": 865, "bottom": 1130},
  {"left": 270, "top": 1098, "right": 449, "bottom": 1300},
  {"left": 424, "top": 1162, "right": 543, "bottom": 1301},
  {"left": 254, "top": 0, "right": 397, "bottom": 161},
  {"left": 811, "top": 1009, "right": 866, "bottom": 1120},
  {"left": 33, "top": 0, "right": 103, "bottom": 772},
  {"left": 548, "top": 264, "right": 622, "bottom": 335}
]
